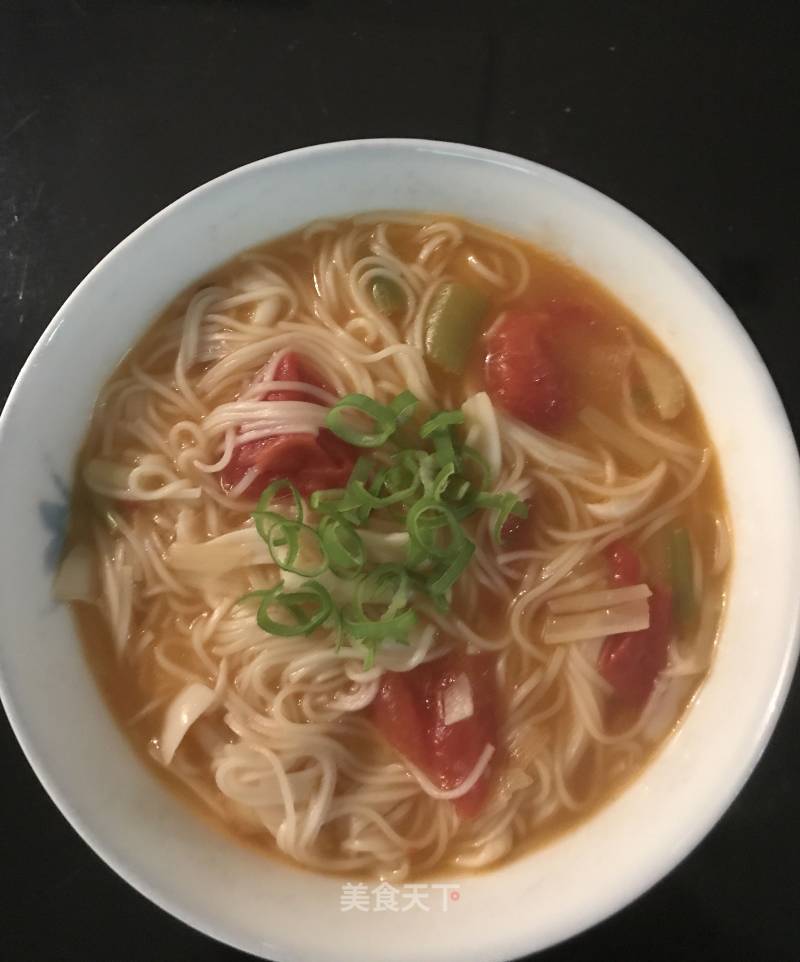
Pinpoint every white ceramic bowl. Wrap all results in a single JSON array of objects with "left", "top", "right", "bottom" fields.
[{"left": 1, "top": 140, "right": 798, "bottom": 961}]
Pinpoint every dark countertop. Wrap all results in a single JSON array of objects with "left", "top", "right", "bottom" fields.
[{"left": 1, "top": 2, "right": 798, "bottom": 960}]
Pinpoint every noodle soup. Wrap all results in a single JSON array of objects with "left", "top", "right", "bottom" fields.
[{"left": 57, "top": 213, "right": 730, "bottom": 879}]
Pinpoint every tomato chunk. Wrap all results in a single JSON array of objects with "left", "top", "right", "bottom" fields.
[
  {"left": 604, "top": 538, "right": 642, "bottom": 588},
  {"left": 219, "top": 352, "right": 357, "bottom": 499},
  {"left": 484, "top": 309, "right": 568, "bottom": 432},
  {"left": 371, "top": 652, "right": 498, "bottom": 818},
  {"left": 599, "top": 584, "right": 673, "bottom": 706},
  {"left": 263, "top": 353, "right": 327, "bottom": 403},
  {"left": 599, "top": 540, "right": 671, "bottom": 705},
  {"left": 371, "top": 672, "right": 429, "bottom": 772}
]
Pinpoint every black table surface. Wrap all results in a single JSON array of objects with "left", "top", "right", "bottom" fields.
[{"left": 2, "top": 2, "right": 799, "bottom": 960}]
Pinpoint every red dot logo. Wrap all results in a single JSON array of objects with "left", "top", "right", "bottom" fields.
[{"left": 450, "top": 890, "right": 460, "bottom": 901}]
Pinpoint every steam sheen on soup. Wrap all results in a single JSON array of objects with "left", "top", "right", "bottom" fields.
[{"left": 57, "top": 213, "right": 730, "bottom": 879}]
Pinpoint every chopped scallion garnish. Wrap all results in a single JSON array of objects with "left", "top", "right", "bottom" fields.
[
  {"left": 325, "top": 395, "right": 398, "bottom": 448},
  {"left": 265, "top": 519, "right": 328, "bottom": 577},
  {"left": 247, "top": 581, "right": 334, "bottom": 637},
  {"left": 244, "top": 390, "right": 528, "bottom": 664},
  {"left": 319, "top": 516, "right": 365, "bottom": 578}
]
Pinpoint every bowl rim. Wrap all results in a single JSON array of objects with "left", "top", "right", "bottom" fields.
[{"left": 1, "top": 137, "right": 799, "bottom": 959}]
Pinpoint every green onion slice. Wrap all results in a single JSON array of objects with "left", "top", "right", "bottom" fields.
[
  {"left": 407, "top": 498, "right": 465, "bottom": 560},
  {"left": 427, "top": 538, "right": 475, "bottom": 596},
  {"left": 254, "top": 478, "right": 303, "bottom": 522},
  {"left": 349, "top": 462, "right": 420, "bottom": 510},
  {"left": 420, "top": 411, "right": 464, "bottom": 469},
  {"left": 477, "top": 491, "right": 529, "bottom": 543},
  {"left": 354, "top": 564, "right": 412, "bottom": 615},
  {"left": 343, "top": 564, "right": 417, "bottom": 652},
  {"left": 309, "top": 487, "right": 347, "bottom": 515},
  {"left": 460, "top": 444, "right": 490, "bottom": 491},
  {"left": 319, "top": 516, "right": 365, "bottom": 577},
  {"left": 249, "top": 580, "right": 334, "bottom": 637},
  {"left": 253, "top": 480, "right": 307, "bottom": 545},
  {"left": 432, "top": 462, "right": 456, "bottom": 499},
  {"left": 390, "top": 390, "right": 418, "bottom": 425},
  {"left": 265, "top": 519, "right": 329, "bottom": 577},
  {"left": 420, "top": 410, "right": 465, "bottom": 438},
  {"left": 326, "top": 395, "right": 398, "bottom": 448},
  {"left": 344, "top": 607, "right": 417, "bottom": 641}
]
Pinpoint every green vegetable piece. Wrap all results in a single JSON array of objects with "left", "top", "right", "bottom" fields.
[
  {"left": 668, "top": 526, "right": 694, "bottom": 623},
  {"left": 371, "top": 276, "right": 406, "bottom": 315},
  {"left": 424, "top": 282, "right": 487, "bottom": 374}
]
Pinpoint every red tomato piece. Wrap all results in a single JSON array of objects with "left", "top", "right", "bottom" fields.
[
  {"left": 263, "top": 353, "right": 328, "bottom": 403},
  {"left": 221, "top": 432, "right": 355, "bottom": 499},
  {"left": 425, "top": 654, "right": 498, "bottom": 818},
  {"left": 598, "top": 584, "right": 673, "bottom": 707},
  {"left": 603, "top": 538, "right": 642, "bottom": 588},
  {"left": 484, "top": 309, "right": 569, "bottom": 432},
  {"left": 371, "top": 652, "right": 499, "bottom": 819},
  {"left": 219, "top": 352, "right": 357, "bottom": 499},
  {"left": 371, "top": 672, "right": 429, "bottom": 772}
]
